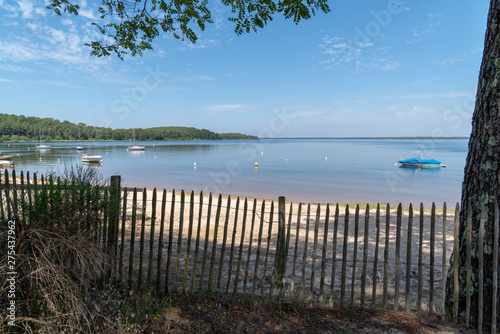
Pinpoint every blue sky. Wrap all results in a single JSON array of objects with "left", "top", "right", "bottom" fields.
[{"left": 0, "top": 0, "right": 490, "bottom": 137}]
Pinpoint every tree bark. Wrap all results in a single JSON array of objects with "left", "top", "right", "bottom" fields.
[{"left": 445, "top": 0, "right": 500, "bottom": 329}]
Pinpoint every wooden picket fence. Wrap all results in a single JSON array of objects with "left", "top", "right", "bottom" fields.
[{"left": 1, "top": 170, "right": 499, "bottom": 332}]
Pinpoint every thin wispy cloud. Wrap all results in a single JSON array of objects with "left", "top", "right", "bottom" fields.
[
  {"left": 202, "top": 104, "right": 251, "bottom": 112},
  {"left": 406, "top": 10, "right": 442, "bottom": 44},
  {"left": 319, "top": 35, "right": 401, "bottom": 72}
]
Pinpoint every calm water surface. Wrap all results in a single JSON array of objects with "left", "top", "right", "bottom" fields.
[{"left": 0, "top": 139, "right": 468, "bottom": 207}]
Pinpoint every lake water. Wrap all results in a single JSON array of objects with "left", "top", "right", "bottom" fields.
[{"left": 0, "top": 138, "right": 469, "bottom": 207}]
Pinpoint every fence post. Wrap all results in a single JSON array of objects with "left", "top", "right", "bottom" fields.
[
  {"left": 108, "top": 175, "right": 121, "bottom": 277},
  {"left": 275, "top": 196, "right": 287, "bottom": 298}
]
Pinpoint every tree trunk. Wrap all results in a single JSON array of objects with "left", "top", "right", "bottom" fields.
[{"left": 445, "top": 0, "right": 500, "bottom": 329}]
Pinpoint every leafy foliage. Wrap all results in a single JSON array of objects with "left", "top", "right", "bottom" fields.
[
  {"left": 46, "top": 0, "right": 330, "bottom": 59},
  {"left": 0, "top": 113, "right": 257, "bottom": 142}
]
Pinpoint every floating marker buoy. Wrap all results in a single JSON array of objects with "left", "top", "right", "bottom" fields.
[
  {"left": 58, "top": 159, "right": 60, "bottom": 162},
  {"left": 286, "top": 159, "right": 288, "bottom": 163},
  {"left": 194, "top": 162, "right": 197, "bottom": 167},
  {"left": 39, "top": 158, "right": 42, "bottom": 161},
  {"left": 154, "top": 156, "right": 157, "bottom": 158},
  {"left": 324, "top": 157, "right": 328, "bottom": 160},
  {"left": 255, "top": 162, "right": 258, "bottom": 167},
  {"left": 261, "top": 151, "right": 263, "bottom": 155}
]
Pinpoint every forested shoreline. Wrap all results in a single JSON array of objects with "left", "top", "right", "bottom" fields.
[{"left": 0, "top": 114, "right": 257, "bottom": 142}]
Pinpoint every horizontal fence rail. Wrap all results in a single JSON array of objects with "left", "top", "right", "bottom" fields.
[{"left": 1, "top": 170, "right": 499, "bottom": 333}]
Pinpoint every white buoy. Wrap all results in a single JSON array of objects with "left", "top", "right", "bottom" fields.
[
  {"left": 324, "top": 157, "right": 328, "bottom": 160},
  {"left": 194, "top": 162, "right": 197, "bottom": 167},
  {"left": 254, "top": 162, "right": 258, "bottom": 167},
  {"left": 261, "top": 151, "right": 263, "bottom": 155},
  {"left": 154, "top": 156, "right": 157, "bottom": 158},
  {"left": 286, "top": 159, "right": 288, "bottom": 163}
]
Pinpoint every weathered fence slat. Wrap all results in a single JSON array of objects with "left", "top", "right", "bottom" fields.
[
  {"left": 372, "top": 204, "right": 380, "bottom": 308},
  {"left": 191, "top": 192, "right": 204, "bottom": 291},
  {"left": 128, "top": 188, "right": 138, "bottom": 289},
  {"left": 330, "top": 204, "right": 340, "bottom": 306},
  {"left": 453, "top": 202, "right": 460, "bottom": 323},
  {"left": 261, "top": 201, "right": 274, "bottom": 296},
  {"left": 383, "top": 203, "right": 390, "bottom": 309},
  {"left": 351, "top": 205, "right": 360, "bottom": 305},
  {"left": 243, "top": 199, "right": 257, "bottom": 293},
  {"left": 417, "top": 203, "right": 424, "bottom": 313},
  {"left": 217, "top": 196, "right": 231, "bottom": 294},
  {"left": 361, "top": 204, "right": 369, "bottom": 307},
  {"left": 429, "top": 202, "right": 436, "bottom": 313},
  {"left": 275, "top": 196, "right": 287, "bottom": 298},
  {"left": 227, "top": 197, "right": 240, "bottom": 294},
  {"left": 119, "top": 188, "right": 128, "bottom": 278},
  {"left": 174, "top": 190, "right": 185, "bottom": 288},
  {"left": 156, "top": 190, "right": 167, "bottom": 293},
  {"left": 234, "top": 198, "right": 248, "bottom": 295},
  {"left": 405, "top": 203, "right": 413, "bottom": 312},
  {"left": 302, "top": 203, "right": 311, "bottom": 293},
  {"left": 284, "top": 202, "right": 293, "bottom": 299},
  {"left": 147, "top": 188, "right": 157, "bottom": 286},
  {"left": 26, "top": 171, "right": 33, "bottom": 215},
  {"left": 320, "top": 203, "right": 330, "bottom": 301},
  {"left": 340, "top": 204, "right": 349, "bottom": 306},
  {"left": 199, "top": 193, "right": 212, "bottom": 291},
  {"left": 252, "top": 200, "right": 265, "bottom": 298},
  {"left": 441, "top": 202, "right": 447, "bottom": 320},
  {"left": 137, "top": 188, "right": 147, "bottom": 287},
  {"left": 291, "top": 203, "right": 302, "bottom": 291},
  {"left": 394, "top": 203, "right": 402, "bottom": 311},
  {"left": 207, "top": 194, "right": 222, "bottom": 298},
  {"left": 310, "top": 204, "right": 320, "bottom": 297},
  {"left": 183, "top": 191, "right": 195, "bottom": 292},
  {"left": 164, "top": 190, "right": 176, "bottom": 294}
]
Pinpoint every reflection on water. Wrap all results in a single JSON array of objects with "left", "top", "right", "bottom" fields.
[{"left": 0, "top": 139, "right": 468, "bottom": 206}]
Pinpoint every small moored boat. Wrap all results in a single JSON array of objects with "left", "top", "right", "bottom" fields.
[
  {"left": 398, "top": 157, "right": 445, "bottom": 168},
  {"left": 81, "top": 153, "right": 102, "bottom": 163},
  {"left": 0, "top": 155, "right": 13, "bottom": 161},
  {"left": 0, "top": 160, "right": 14, "bottom": 167},
  {"left": 127, "top": 129, "right": 145, "bottom": 151}
]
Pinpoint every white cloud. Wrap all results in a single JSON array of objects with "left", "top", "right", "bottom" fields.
[
  {"left": 0, "top": 78, "right": 12, "bottom": 82},
  {"left": 179, "top": 74, "right": 215, "bottom": 81},
  {"left": 319, "top": 35, "right": 401, "bottom": 72},
  {"left": 394, "top": 106, "right": 436, "bottom": 120},
  {"left": 18, "top": 0, "right": 34, "bottom": 18},
  {"left": 202, "top": 104, "right": 250, "bottom": 112}
]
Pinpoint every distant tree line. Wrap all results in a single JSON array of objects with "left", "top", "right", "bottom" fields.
[{"left": 0, "top": 114, "right": 257, "bottom": 142}]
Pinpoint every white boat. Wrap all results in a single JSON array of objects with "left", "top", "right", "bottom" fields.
[
  {"left": 127, "top": 129, "right": 145, "bottom": 151},
  {"left": 81, "top": 153, "right": 102, "bottom": 163},
  {"left": 0, "top": 160, "right": 14, "bottom": 167},
  {"left": 36, "top": 129, "right": 50, "bottom": 149},
  {"left": 0, "top": 155, "right": 13, "bottom": 161},
  {"left": 77, "top": 129, "right": 84, "bottom": 150}
]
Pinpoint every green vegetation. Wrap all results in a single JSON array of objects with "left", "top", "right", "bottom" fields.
[
  {"left": 47, "top": 0, "right": 330, "bottom": 59},
  {"left": 0, "top": 113, "right": 257, "bottom": 142}
]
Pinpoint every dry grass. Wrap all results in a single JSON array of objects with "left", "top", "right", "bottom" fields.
[{"left": 0, "top": 226, "right": 111, "bottom": 333}]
